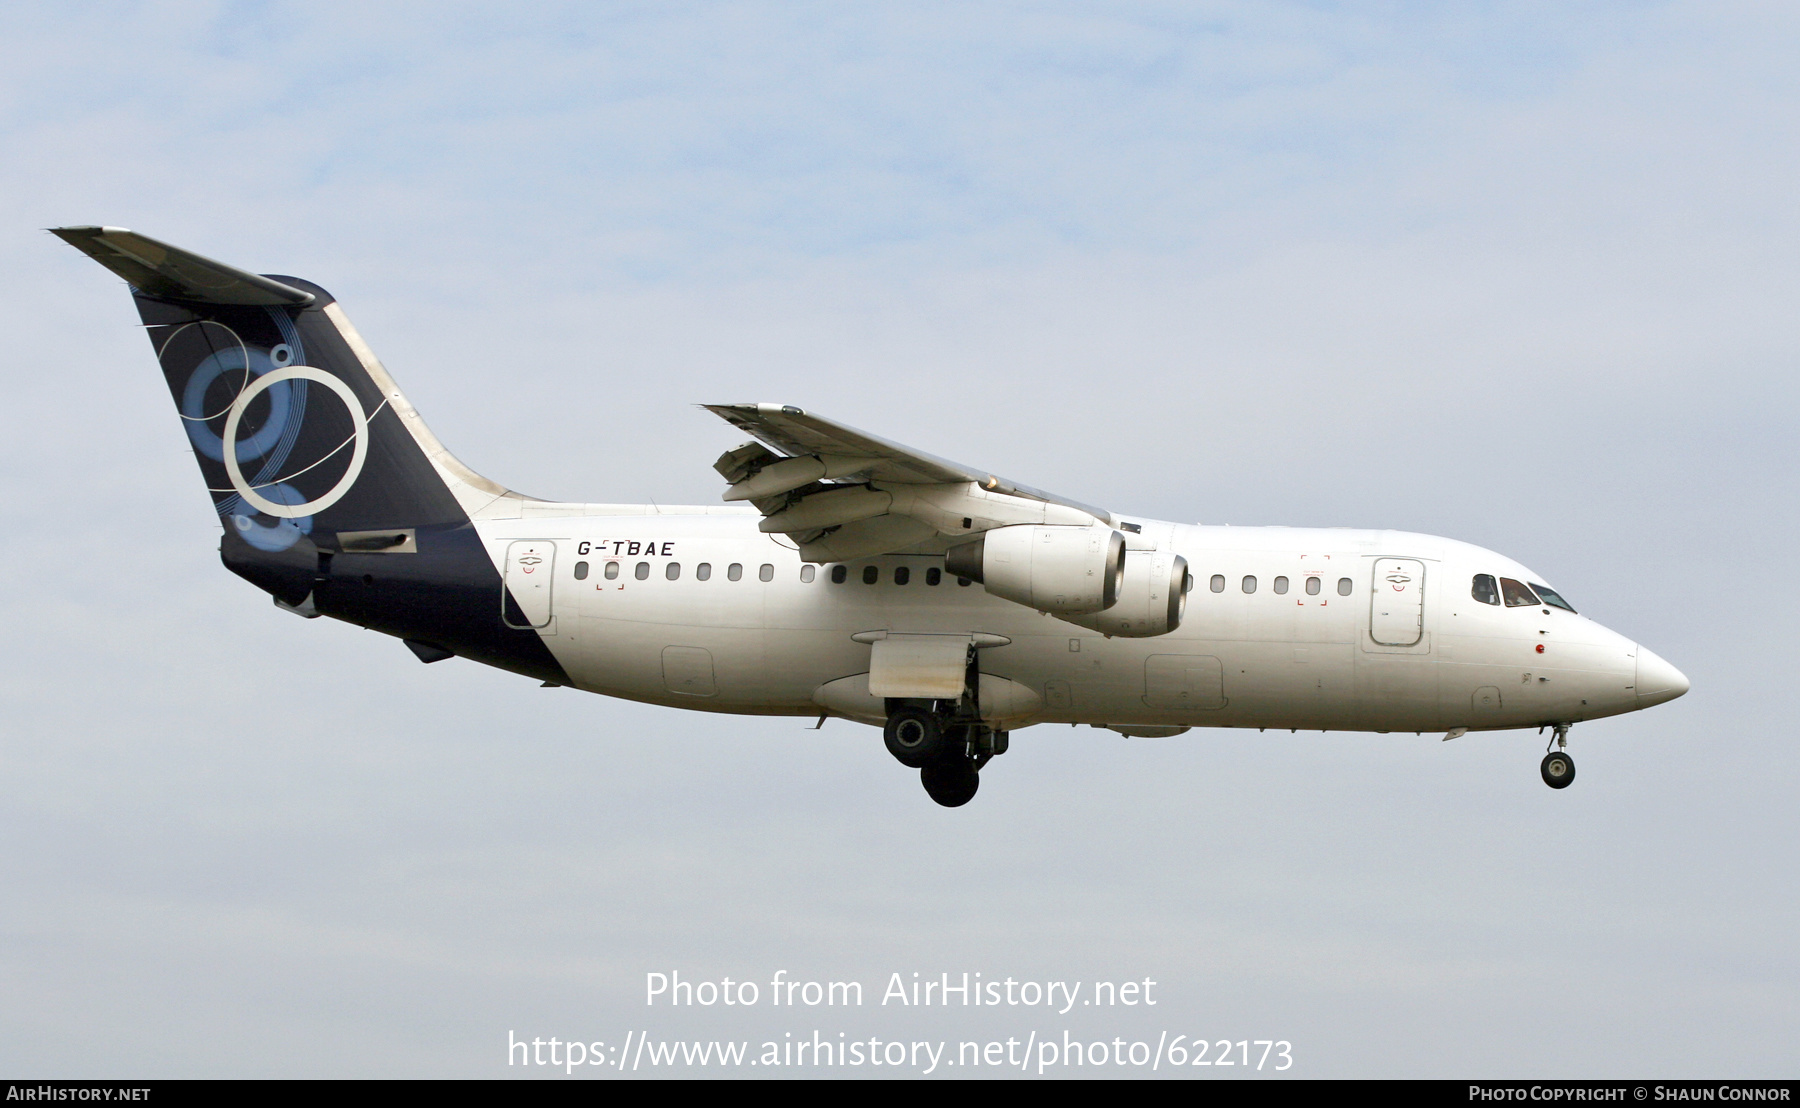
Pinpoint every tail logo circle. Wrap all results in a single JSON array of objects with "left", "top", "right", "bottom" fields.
[{"left": 222, "top": 366, "right": 369, "bottom": 518}]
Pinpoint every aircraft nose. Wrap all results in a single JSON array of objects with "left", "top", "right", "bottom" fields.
[{"left": 1635, "top": 645, "right": 1690, "bottom": 707}]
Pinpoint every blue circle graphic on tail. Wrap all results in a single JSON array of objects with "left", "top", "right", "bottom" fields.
[
  {"left": 180, "top": 341, "right": 295, "bottom": 462},
  {"left": 164, "top": 314, "right": 324, "bottom": 543},
  {"left": 230, "top": 482, "right": 314, "bottom": 551}
]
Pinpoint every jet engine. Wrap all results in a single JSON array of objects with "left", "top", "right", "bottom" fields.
[
  {"left": 1058, "top": 550, "right": 1189, "bottom": 637},
  {"left": 944, "top": 525, "right": 1124, "bottom": 614}
]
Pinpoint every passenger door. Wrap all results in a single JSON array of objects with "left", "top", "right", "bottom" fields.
[
  {"left": 503, "top": 540, "right": 556, "bottom": 629},
  {"left": 1369, "top": 558, "right": 1425, "bottom": 646}
]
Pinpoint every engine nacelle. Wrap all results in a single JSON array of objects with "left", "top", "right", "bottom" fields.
[
  {"left": 945, "top": 525, "right": 1123, "bottom": 614},
  {"left": 1058, "top": 550, "right": 1188, "bottom": 637}
]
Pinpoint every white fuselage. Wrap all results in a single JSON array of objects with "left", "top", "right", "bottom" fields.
[{"left": 474, "top": 507, "right": 1668, "bottom": 736}]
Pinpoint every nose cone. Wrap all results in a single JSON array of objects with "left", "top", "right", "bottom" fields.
[{"left": 1636, "top": 646, "right": 1690, "bottom": 707}]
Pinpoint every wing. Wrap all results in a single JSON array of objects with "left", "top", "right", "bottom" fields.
[{"left": 703, "top": 403, "right": 1113, "bottom": 563}]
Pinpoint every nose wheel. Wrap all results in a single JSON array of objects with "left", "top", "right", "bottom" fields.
[
  {"left": 1540, "top": 750, "right": 1576, "bottom": 788},
  {"left": 1540, "top": 722, "right": 1575, "bottom": 789}
]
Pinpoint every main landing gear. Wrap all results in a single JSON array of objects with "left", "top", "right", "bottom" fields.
[
  {"left": 921, "top": 753, "right": 980, "bottom": 808},
  {"left": 884, "top": 701, "right": 1008, "bottom": 807},
  {"left": 883, "top": 705, "right": 946, "bottom": 768},
  {"left": 1540, "top": 722, "right": 1575, "bottom": 789}
]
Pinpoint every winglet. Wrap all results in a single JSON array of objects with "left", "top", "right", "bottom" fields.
[{"left": 49, "top": 226, "right": 315, "bottom": 307}]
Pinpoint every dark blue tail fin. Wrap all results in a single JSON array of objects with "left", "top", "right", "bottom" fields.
[
  {"left": 53, "top": 226, "right": 478, "bottom": 551},
  {"left": 55, "top": 227, "right": 566, "bottom": 683}
]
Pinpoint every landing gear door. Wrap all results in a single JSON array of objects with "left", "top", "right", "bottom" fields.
[
  {"left": 867, "top": 634, "right": 973, "bottom": 700},
  {"left": 503, "top": 540, "right": 555, "bottom": 629},
  {"left": 1369, "top": 558, "right": 1425, "bottom": 646}
]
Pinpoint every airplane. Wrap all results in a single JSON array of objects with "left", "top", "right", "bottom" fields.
[{"left": 53, "top": 226, "right": 1690, "bottom": 807}]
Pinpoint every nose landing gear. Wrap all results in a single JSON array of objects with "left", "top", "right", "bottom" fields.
[{"left": 1540, "top": 722, "right": 1575, "bottom": 789}]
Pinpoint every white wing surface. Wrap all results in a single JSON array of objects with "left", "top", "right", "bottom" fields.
[{"left": 702, "top": 403, "right": 1113, "bottom": 563}]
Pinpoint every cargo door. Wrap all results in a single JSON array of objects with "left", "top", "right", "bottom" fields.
[
  {"left": 1142, "top": 655, "right": 1226, "bottom": 711},
  {"left": 662, "top": 646, "right": 717, "bottom": 697}
]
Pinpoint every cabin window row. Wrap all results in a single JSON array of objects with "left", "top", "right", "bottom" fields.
[
  {"left": 829, "top": 564, "right": 971, "bottom": 586},
  {"left": 1207, "top": 574, "right": 1353, "bottom": 597},
  {"left": 570, "top": 560, "right": 967, "bottom": 587},
  {"left": 573, "top": 559, "right": 1581, "bottom": 613},
  {"left": 573, "top": 560, "right": 778, "bottom": 583}
]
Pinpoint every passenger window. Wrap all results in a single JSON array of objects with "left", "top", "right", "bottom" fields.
[
  {"left": 830, "top": 565, "right": 847, "bottom": 584},
  {"left": 1273, "top": 576, "right": 1289, "bottom": 595},
  {"left": 1242, "top": 575, "right": 1257, "bottom": 594},
  {"left": 696, "top": 562, "right": 712, "bottom": 581},
  {"left": 573, "top": 561, "right": 589, "bottom": 581},
  {"left": 728, "top": 563, "right": 743, "bottom": 582},
  {"left": 1337, "top": 577, "right": 1352, "bottom": 596},
  {"left": 604, "top": 561, "right": 620, "bottom": 580},
  {"left": 926, "top": 567, "right": 942, "bottom": 586},
  {"left": 666, "top": 562, "right": 681, "bottom": 581},
  {"left": 1471, "top": 574, "right": 1500, "bottom": 605},
  {"left": 1210, "top": 574, "right": 1225, "bottom": 593},
  {"left": 1500, "top": 577, "right": 1540, "bottom": 607},
  {"left": 894, "top": 566, "right": 911, "bottom": 585},
  {"left": 759, "top": 564, "right": 774, "bottom": 582},
  {"left": 957, "top": 576, "right": 972, "bottom": 586},
  {"left": 800, "top": 565, "right": 816, "bottom": 583},
  {"left": 1531, "top": 583, "right": 1576, "bottom": 613},
  {"left": 862, "top": 566, "right": 878, "bottom": 585},
  {"left": 1305, "top": 576, "right": 1321, "bottom": 596},
  {"left": 635, "top": 562, "right": 650, "bottom": 580}
]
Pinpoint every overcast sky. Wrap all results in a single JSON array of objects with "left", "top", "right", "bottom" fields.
[{"left": 1, "top": 1, "right": 1795, "bottom": 1078}]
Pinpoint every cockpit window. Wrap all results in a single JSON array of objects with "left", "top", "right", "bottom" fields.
[
  {"left": 1471, "top": 574, "right": 1500, "bottom": 605},
  {"left": 1531, "top": 583, "right": 1576, "bottom": 613},
  {"left": 1499, "top": 577, "right": 1539, "bottom": 607}
]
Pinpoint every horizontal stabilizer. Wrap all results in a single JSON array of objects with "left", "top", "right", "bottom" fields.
[{"left": 50, "top": 226, "right": 315, "bottom": 307}]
